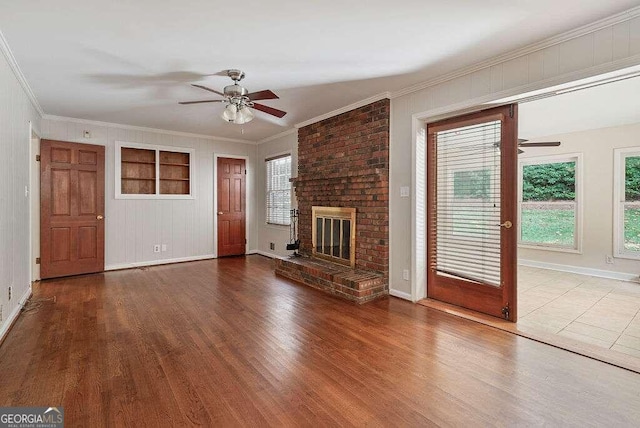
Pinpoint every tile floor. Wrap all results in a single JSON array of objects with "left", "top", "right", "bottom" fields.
[{"left": 518, "top": 265, "right": 640, "bottom": 359}]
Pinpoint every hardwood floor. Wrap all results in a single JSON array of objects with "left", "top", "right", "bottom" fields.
[{"left": 1, "top": 255, "right": 639, "bottom": 426}]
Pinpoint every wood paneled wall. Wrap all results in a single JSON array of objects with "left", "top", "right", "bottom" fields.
[
  {"left": 0, "top": 48, "right": 41, "bottom": 338},
  {"left": 40, "top": 119, "right": 257, "bottom": 270}
]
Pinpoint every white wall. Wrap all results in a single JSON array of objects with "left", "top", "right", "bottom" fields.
[
  {"left": 40, "top": 118, "right": 257, "bottom": 270},
  {"left": 255, "top": 131, "right": 298, "bottom": 258},
  {"left": 390, "top": 13, "right": 640, "bottom": 300},
  {"left": 0, "top": 44, "right": 41, "bottom": 339},
  {"left": 518, "top": 123, "right": 640, "bottom": 276}
]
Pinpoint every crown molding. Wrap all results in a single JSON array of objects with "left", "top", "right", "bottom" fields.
[
  {"left": 42, "top": 114, "right": 257, "bottom": 144},
  {"left": 257, "top": 128, "right": 297, "bottom": 145},
  {"left": 294, "top": 91, "right": 391, "bottom": 129},
  {"left": 0, "top": 29, "right": 44, "bottom": 116},
  {"left": 391, "top": 5, "right": 640, "bottom": 99}
]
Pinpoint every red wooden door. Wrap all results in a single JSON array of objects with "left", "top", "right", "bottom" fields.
[
  {"left": 40, "top": 140, "right": 105, "bottom": 279},
  {"left": 426, "top": 105, "right": 518, "bottom": 321},
  {"left": 217, "top": 157, "right": 246, "bottom": 257}
]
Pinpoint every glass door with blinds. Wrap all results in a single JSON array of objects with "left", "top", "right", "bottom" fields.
[{"left": 426, "top": 105, "right": 518, "bottom": 321}]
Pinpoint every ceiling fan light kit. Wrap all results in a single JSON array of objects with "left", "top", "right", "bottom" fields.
[
  {"left": 180, "top": 69, "right": 286, "bottom": 125},
  {"left": 222, "top": 104, "right": 254, "bottom": 124}
]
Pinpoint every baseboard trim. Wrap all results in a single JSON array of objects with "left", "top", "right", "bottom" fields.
[
  {"left": 519, "top": 259, "right": 640, "bottom": 282},
  {"left": 105, "top": 254, "right": 216, "bottom": 271},
  {"left": 0, "top": 284, "right": 32, "bottom": 346},
  {"left": 389, "top": 289, "right": 413, "bottom": 301},
  {"left": 249, "top": 250, "right": 285, "bottom": 259},
  {"left": 250, "top": 249, "right": 296, "bottom": 259}
]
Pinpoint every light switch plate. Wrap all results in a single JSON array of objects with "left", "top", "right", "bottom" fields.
[{"left": 400, "top": 186, "right": 410, "bottom": 197}]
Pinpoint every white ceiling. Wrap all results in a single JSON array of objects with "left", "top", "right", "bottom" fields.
[
  {"left": 1, "top": 1, "right": 638, "bottom": 141},
  {"left": 519, "top": 75, "right": 640, "bottom": 140}
]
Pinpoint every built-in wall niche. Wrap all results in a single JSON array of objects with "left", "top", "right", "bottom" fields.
[{"left": 115, "top": 142, "right": 195, "bottom": 199}]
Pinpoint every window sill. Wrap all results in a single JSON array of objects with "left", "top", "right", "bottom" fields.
[
  {"left": 518, "top": 243, "right": 581, "bottom": 254},
  {"left": 613, "top": 251, "right": 640, "bottom": 261},
  {"left": 265, "top": 223, "right": 290, "bottom": 230},
  {"left": 115, "top": 194, "right": 194, "bottom": 200}
]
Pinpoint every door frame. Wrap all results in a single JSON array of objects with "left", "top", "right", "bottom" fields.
[
  {"left": 425, "top": 105, "right": 518, "bottom": 320},
  {"left": 28, "top": 123, "right": 40, "bottom": 282},
  {"left": 213, "top": 153, "right": 250, "bottom": 258}
]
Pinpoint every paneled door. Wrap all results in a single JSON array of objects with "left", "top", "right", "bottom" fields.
[
  {"left": 40, "top": 140, "right": 105, "bottom": 279},
  {"left": 426, "top": 105, "right": 518, "bottom": 321},
  {"left": 217, "top": 157, "right": 246, "bottom": 257}
]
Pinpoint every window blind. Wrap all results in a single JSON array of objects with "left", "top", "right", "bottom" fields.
[
  {"left": 266, "top": 154, "right": 292, "bottom": 225},
  {"left": 435, "top": 121, "right": 502, "bottom": 286}
]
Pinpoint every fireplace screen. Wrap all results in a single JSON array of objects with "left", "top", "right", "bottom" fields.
[{"left": 312, "top": 207, "right": 356, "bottom": 267}]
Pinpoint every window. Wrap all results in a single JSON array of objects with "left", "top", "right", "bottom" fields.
[
  {"left": 451, "top": 167, "right": 495, "bottom": 236},
  {"left": 518, "top": 154, "right": 582, "bottom": 251},
  {"left": 116, "top": 142, "right": 194, "bottom": 199},
  {"left": 453, "top": 169, "right": 491, "bottom": 199},
  {"left": 614, "top": 148, "right": 640, "bottom": 259},
  {"left": 266, "top": 154, "right": 291, "bottom": 225}
]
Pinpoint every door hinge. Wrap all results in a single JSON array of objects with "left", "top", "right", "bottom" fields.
[
  {"left": 36, "top": 155, "right": 41, "bottom": 161},
  {"left": 35, "top": 257, "right": 41, "bottom": 264},
  {"left": 501, "top": 304, "right": 510, "bottom": 320},
  {"left": 245, "top": 239, "right": 247, "bottom": 244},
  {"left": 244, "top": 169, "right": 247, "bottom": 175},
  {"left": 509, "top": 104, "right": 514, "bottom": 118}
]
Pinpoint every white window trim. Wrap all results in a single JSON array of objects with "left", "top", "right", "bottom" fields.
[
  {"left": 517, "top": 153, "right": 583, "bottom": 254},
  {"left": 265, "top": 152, "right": 292, "bottom": 226},
  {"left": 613, "top": 147, "right": 640, "bottom": 260},
  {"left": 115, "top": 141, "right": 195, "bottom": 200}
]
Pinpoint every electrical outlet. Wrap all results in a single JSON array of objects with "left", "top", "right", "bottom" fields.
[
  {"left": 269, "top": 242, "right": 275, "bottom": 250},
  {"left": 8, "top": 286, "right": 11, "bottom": 301},
  {"left": 161, "top": 244, "right": 167, "bottom": 252},
  {"left": 402, "top": 269, "right": 410, "bottom": 281},
  {"left": 606, "top": 255, "right": 614, "bottom": 264},
  {"left": 153, "top": 245, "right": 160, "bottom": 253}
]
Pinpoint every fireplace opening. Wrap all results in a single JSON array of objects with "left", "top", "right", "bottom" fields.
[{"left": 312, "top": 206, "right": 356, "bottom": 268}]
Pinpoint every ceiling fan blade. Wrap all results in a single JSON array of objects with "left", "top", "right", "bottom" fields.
[
  {"left": 179, "top": 99, "right": 224, "bottom": 105},
  {"left": 247, "top": 90, "right": 279, "bottom": 101},
  {"left": 252, "top": 103, "right": 287, "bottom": 118},
  {"left": 191, "top": 84, "right": 225, "bottom": 97},
  {"left": 518, "top": 149, "right": 525, "bottom": 154},
  {"left": 518, "top": 138, "right": 528, "bottom": 143},
  {"left": 518, "top": 141, "right": 561, "bottom": 147}
]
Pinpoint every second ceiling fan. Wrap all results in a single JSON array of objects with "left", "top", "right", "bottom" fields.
[{"left": 179, "top": 69, "right": 287, "bottom": 124}]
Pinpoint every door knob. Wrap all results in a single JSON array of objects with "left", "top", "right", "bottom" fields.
[
  {"left": 499, "top": 220, "right": 512, "bottom": 229},
  {"left": 218, "top": 211, "right": 223, "bottom": 215},
  {"left": 97, "top": 215, "right": 104, "bottom": 220}
]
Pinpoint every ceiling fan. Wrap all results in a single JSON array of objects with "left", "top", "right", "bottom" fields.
[
  {"left": 517, "top": 138, "right": 561, "bottom": 154},
  {"left": 179, "top": 69, "right": 286, "bottom": 124}
]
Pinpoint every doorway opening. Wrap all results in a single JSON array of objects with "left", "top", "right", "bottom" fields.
[
  {"left": 420, "top": 66, "right": 640, "bottom": 372},
  {"left": 514, "top": 72, "right": 640, "bottom": 366},
  {"left": 426, "top": 105, "right": 518, "bottom": 321}
]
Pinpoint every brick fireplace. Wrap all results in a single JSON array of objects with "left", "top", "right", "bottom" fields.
[{"left": 275, "top": 99, "right": 390, "bottom": 303}]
